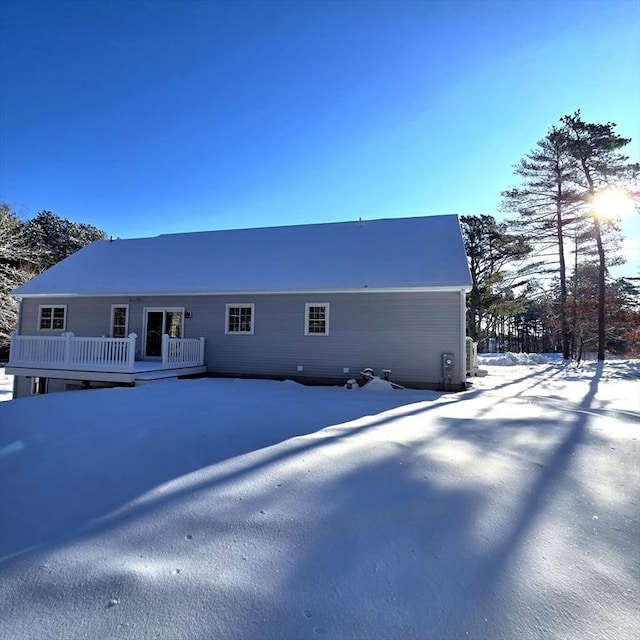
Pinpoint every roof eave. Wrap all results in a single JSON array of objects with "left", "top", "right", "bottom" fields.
[{"left": 12, "top": 285, "right": 472, "bottom": 299}]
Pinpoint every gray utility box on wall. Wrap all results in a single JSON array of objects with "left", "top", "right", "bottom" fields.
[
  {"left": 442, "top": 353, "right": 454, "bottom": 390},
  {"left": 442, "top": 353, "right": 454, "bottom": 376}
]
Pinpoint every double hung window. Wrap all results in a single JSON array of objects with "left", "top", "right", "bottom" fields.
[
  {"left": 110, "top": 305, "right": 129, "bottom": 338},
  {"left": 39, "top": 305, "right": 66, "bottom": 330},
  {"left": 305, "top": 303, "right": 329, "bottom": 336},
  {"left": 226, "top": 304, "right": 254, "bottom": 334}
]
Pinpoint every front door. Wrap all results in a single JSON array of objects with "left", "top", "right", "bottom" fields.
[{"left": 144, "top": 309, "right": 184, "bottom": 358}]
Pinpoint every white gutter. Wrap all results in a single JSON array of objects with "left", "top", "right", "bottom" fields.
[
  {"left": 460, "top": 289, "right": 467, "bottom": 387},
  {"left": 12, "top": 285, "right": 473, "bottom": 299}
]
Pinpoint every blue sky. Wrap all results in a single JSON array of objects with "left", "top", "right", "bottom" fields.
[{"left": 0, "top": 0, "right": 638, "bottom": 274}]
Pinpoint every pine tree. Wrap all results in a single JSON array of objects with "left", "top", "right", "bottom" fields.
[
  {"left": 0, "top": 204, "right": 37, "bottom": 354},
  {"left": 460, "top": 214, "right": 531, "bottom": 346},
  {"left": 501, "top": 128, "right": 583, "bottom": 359},
  {"left": 1, "top": 206, "right": 108, "bottom": 358},
  {"left": 502, "top": 112, "right": 637, "bottom": 359},
  {"left": 560, "top": 111, "right": 639, "bottom": 360},
  {"left": 24, "top": 211, "right": 106, "bottom": 271}
]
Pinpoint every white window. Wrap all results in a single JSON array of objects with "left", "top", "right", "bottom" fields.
[
  {"left": 38, "top": 305, "right": 66, "bottom": 331},
  {"left": 110, "top": 304, "right": 129, "bottom": 338},
  {"left": 226, "top": 304, "right": 254, "bottom": 334},
  {"left": 305, "top": 303, "right": 330, "bottom": 336},
  {"left": 31, "top": 377, "right": 48, "bottom": 395}
]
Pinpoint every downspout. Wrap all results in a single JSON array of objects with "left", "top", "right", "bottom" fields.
[{"left": 460, "top": 289, "right": 467, "bottom": 390}]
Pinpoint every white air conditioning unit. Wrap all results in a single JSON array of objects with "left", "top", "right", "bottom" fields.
[{"left": 466, "top": 337, "right": 478, "bottom": 377}]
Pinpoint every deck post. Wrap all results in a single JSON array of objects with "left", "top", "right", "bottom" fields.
[
  {"left": 63, "top": 332, "right": 74, "bottom": 365},
  {"left": 161, "top": 334, "right": 169, "bottom": 365},
  {"left": 127, "top": 333, "right": 137, "bottom": 369},
  {"left": 9, "top": 331, "right": 18, "bottom": 364},
  {"left": 199, "top": 337, "right": 205, "bottom": 365}
]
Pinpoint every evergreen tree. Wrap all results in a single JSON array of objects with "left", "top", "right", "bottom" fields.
[
  {"left": 460, "top": 214, "right": 531, "bottom": 346},
  {"left": 502, "top": 128, "right": 583, "bottom": 359},
  {"left": 560, "top": 111, "right": 639, "bottom": 360},
  {"left": 0, "top": 204, "right": 36, "bottom": 353},
  {"left": 502, "top": 111, "right": 637, "bottom": 359},
  {"left": 24, "top": 211, "right": 106, "bottom": 271},
  {"left": 0, "top": 205, "right": 107, "bottom": 358}
]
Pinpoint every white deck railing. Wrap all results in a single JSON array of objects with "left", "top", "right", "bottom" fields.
[
  {"left": 8, "top": 331, "right": 137, "bottom": 370},
  {"left": 162, "top": 335, "right": 206, "bottom": 366},
  {"left": 8, "top": 332, "right": 206, "bottom": 371}
]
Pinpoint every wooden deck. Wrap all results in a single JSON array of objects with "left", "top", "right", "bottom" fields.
[
  {"left": 5, "top": 361, "right": 207, "bottom": 384},
  {"left": 7, "top": 332, "right": 207, "bottom": 384}
]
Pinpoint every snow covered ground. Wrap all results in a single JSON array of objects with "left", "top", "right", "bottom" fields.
[
  {"left": 0, "top": 367, "right": 13, "bottom": 402},
  {"left": 0, "top": 360, "right": 638, "bottom": 639}
]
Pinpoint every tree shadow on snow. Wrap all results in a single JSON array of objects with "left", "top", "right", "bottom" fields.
[
  {"left": 0, "top": 379, "right": 442, "bottom": 559},
  {"left": 247, "top": 363, "right": 609, "bottom": 639},
  {"left": 0, "top": 364, "right": 583, "bottom": 563},
  {"left": 0, "top": 365, "right": 614, "bottom": 639}
]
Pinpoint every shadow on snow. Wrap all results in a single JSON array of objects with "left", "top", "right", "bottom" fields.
[{"left": 0, "top": 364, "right": 621, "bottom": 639}]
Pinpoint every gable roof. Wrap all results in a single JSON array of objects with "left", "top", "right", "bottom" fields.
[{"left": 12, "top": 215, "right": 472, "bottom": 297}]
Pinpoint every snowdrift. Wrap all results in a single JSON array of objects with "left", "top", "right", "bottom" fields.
[{"left": 478, "top": 352, "right": 550, "bottom": 366}]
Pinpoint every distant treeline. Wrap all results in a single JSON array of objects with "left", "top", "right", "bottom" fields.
[{"left": 1, "top": 204, "right": 106, "bottom": 357}]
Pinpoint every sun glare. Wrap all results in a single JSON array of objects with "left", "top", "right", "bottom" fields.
[{"left": 592, "top": 189, "right": 636, "bottom": 220}]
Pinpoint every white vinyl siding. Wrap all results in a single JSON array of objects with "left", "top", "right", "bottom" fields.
[
  {"left": 225, "top": 304, "right": 254, "bottom": 334},
  {"left": 305, "top": 303, "right": 330, "bottom": 336},
  {"left": 38, "top": 305, "right": 66, "bottom": 331}
]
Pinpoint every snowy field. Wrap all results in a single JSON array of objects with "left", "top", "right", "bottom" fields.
[
  {"left": 0, "top": 367, "right": 13, "bottom": 402},
  {"left": 0, "top": 360, "right": 639, "bottom": 640}
]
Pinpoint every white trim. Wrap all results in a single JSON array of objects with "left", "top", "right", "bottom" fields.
[
  {"left": 8, "top": 364, "right": 206, "bottom": 385},
  {"left": 305, "top": 302, "right": 330, "bottom": 336},
  {"left": 110, "top": 304, "right": 129, "bottom": 338},
  {"left": 38, "top": 304, "right": 67, "bottom": 331},
  {"left": 13, "top": 286, "right": 472, "bottom": 299},
  {"left": 142, "top": 307, "right": 185, "bottom": 358},
  {"left": 460, "top": 289, "right": 467, "bottom": 386},
  {"left": 225, "top": 303, "right": 255, "bottom": 335}
]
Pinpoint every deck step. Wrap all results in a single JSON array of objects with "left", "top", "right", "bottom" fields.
[
  {"left": 134, "top": 371, "right": 181, "bottom": 382},
  {"left": 133, "top": 365, "right": 207, "bottom": 383}
]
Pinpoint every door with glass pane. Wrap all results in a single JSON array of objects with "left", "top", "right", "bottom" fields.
[{"left": 144, "top": 309, "right": 184, "bottom": 358}]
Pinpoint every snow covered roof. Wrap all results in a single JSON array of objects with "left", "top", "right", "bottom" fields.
[{"left": 12, "top": 215, "right": 472, "bottom": 297}]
